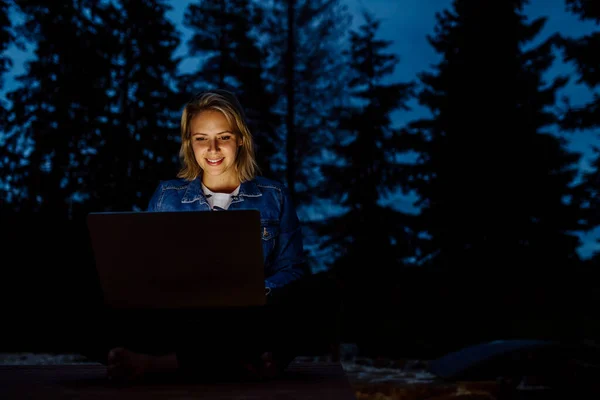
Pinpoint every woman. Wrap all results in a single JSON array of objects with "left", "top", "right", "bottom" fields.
[{"left": 103, "top": 89, "right": 314, "bottom": 382}]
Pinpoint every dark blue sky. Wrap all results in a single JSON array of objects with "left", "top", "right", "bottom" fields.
[{"left": 2, "top": 0, "right": 598, "bottom": 257}]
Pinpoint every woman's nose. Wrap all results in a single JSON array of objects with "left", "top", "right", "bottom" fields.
[{"left": 208, "top": 139, "right": 219, "bottom": 151}]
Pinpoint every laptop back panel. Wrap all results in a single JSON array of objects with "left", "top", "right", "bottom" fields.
[{"left": 86, "top": 210, "right": 265, "bottom": 310}]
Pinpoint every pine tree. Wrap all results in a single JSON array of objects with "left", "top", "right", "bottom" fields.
[
  {"left": 406, "top": 0, "right": 584, "bottom": 273},
  {"left": 0, "top": 0, "right": 13, "bottom": 93},
  {"left": 83, "top": 0, "right": 181, "bottom": 213},
  {"left": 3, "top": 0, "right": 115, "bottom": 217},
  {"left": 315, "top": 10, "right": 415, "bottom": 280},
  {"left": 310, "top": 10, "right": 415, "bottom": 347},
  {"left": 555, "top": 0, "right": 600, "bottom": 263},
  {"left": 0, "top": 0, "right": 17, "bottom": 211},
  {"left": 259, "top": 0, "right": 352, "bottom": 202},
  {"left": 0, "top": 0, "right": 121, "bottom": 316}
]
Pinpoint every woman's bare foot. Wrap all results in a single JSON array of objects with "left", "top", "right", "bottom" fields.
[
  {"left": 107, "top": 348, "right": 179, "bottom": 382},
  {"left": 240, "top": 352, "right": 284, "bottom": 380},
  {"left": 106, "top": 347, "right": 152, "bottom": 382}
]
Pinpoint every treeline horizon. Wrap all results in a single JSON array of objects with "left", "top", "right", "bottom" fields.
[{"left": 0, "top": 0, "right": 598, "bottom": 301}]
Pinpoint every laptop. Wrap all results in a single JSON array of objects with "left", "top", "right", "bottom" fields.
[{"left": 86, "top": 210, "right": 266, "bottom": 310}]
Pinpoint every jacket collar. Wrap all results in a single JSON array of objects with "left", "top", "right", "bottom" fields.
[{"left": 182, "top": 176, "right": 261, "bottom": 203}]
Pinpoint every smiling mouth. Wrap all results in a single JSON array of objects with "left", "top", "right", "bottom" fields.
[{"left": 206, "top": 158, "right": 224, "bottom": 166}]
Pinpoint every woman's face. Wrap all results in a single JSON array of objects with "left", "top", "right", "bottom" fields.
[{"left": 190, "top": 110, "right": 242, "bottom": 186}]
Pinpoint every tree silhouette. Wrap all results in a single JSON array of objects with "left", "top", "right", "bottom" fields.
[
  {"left": 0, "top": 0, "right": 13, "bottom": 93},
  {"left": 310, "top": 10, "right": 415, "bottom": 346},
  {"left": 555, "top": 0, "right": 600, "bottom": 262},
  {"left": 3, "top": 0, "right": 115, "bottom": 217},
  {"left": 0, "top": 0, "right": 122, "bottom": 324},
  {"left": 83, "top": 0, "right": 181, "bottom": 213},
  {"left": 0, "top": 0, "right": 16, "bottom": 211},
  {"left": 260, "top": 0, "right": 352, "bottom": 204},
  {"left": 405, "top": 0, "right": 584, "bottom": 272}
]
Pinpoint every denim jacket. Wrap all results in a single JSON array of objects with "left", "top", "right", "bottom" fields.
[{"left": 146, "top": 176, "right": 309, "bottom": 298}]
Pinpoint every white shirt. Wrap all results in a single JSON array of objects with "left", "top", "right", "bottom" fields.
[{"left": 202, "top": 183, "right": 240, "bottom": 211}]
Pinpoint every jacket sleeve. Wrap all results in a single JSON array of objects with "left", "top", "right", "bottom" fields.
[
  {"left": 146, "top": 182, "right": 163, "bottom": 211},
  {"left": 263, "top": 186, "right": 310, "bottom": 300}
]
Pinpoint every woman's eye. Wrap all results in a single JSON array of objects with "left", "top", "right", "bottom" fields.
[{"left": 219, "top": 136, "right": 231, "bottom": 140}]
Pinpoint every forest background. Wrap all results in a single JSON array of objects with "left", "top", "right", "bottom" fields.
[{"left": 0, "top": 0, "right": 599, "bottom": 358}]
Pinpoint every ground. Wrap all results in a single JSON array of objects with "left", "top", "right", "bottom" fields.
[{"left": 0, "top": 348, "right": 561, "bottom": 399}]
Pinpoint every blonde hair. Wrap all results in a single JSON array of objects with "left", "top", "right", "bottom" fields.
[{"left": 177, "top": 89, "right": 260, "bottom": 182}]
